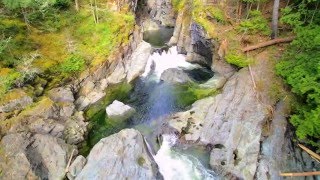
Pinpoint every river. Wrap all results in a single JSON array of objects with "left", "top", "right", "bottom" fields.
[{"left": 130, "top": 46, "right": 218, "bottom": 180}]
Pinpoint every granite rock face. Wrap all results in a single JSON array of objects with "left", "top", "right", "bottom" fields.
[
  {"left": 148, "top": 0, "right": 175, "bottom": 27},
  {"left": 125, "top": 41, "right": 152, "bottom": 82},
  {"left": 75, "top": 129, "right": 161, "bottom": 180},
  {"left": 165, "top": 68, "right": 268, "bottom": 179},
  {"left": 169, "top": 13, "right": 213, "bottom": 67},
  {"left": 67, "top": 155, "right": 87, "bottom": 180},
  {"left": 0, "top": 133, "right": 75, "bottom": 180}
]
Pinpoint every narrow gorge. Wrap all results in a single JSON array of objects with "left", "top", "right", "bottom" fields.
[{"left": 0, "top": 0, "right": 319, "bottom": 180}]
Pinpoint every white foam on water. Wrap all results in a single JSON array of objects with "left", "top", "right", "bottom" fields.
[
  {"left": 141, "top": 46, "right": 199, "bottom": 81},
  {"left": 154, "top": 134, "right": 217, "bottom": 180}
]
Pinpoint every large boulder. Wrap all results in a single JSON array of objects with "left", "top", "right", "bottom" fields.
[
  {"left": 27, "top": 134, "right": 75, "bottom": 180},
  {"left": 48, "top": 87, "right": 76, "bottom": 119},
  {"left": 107, "top": 41, "right": 152, "bottom": 84},
  {"left": 0, "top": 133, "right": 38, "bottom": 180},
  {"left": 75, "top": 129, "right": 161, "bottom": 180},
  {"left": 63, "top": 111, "right": 88, "bottom": 145},
  {"left": 28, "top": 118, "right": 65, "bottom": 137},
  {"left": 0, "top": 89, "right": 33, "bottom": 113},
  {"left": 67, "top": 155, "right": 87, "bottom": 180},
  {"left": 106, "top": 100, "right": 136, "bottom": 121},
  {"left": 0, "top": 133, "right": 75, "bottom": 180},
  {"left": 126, "top": 41, "right": 152, "bottom": 82},
  {"left": 48, "top": 87, "right": 74, "bottom": 103},
  {"left": 160, "top": 68, "right": 193, "bottom": 84}
]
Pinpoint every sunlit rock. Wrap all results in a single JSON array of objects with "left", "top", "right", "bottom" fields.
[
  {"left": 75, "top": 129, "right": 160, "bottom": 180},
  {"left": 106, "top": 100, "right": 136, "bottom": 121}
]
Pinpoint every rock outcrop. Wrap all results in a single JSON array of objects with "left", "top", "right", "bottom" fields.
[
  {"left": 165, "top": 68, "right": 269, "bottom": 179},
  {"left": 106, "top": 100, "right": 136, "bottom": 121},
  {"left": 75, "top": 39, "right": 151, "bottom": 111},
  {"left": 0, "top": 133, "right": 75, "bottom": 180},
  {"left": 256, "top": 101, "right": 320, "bottom": 179},
  {"left": 148, "top": 0, "right": 175, "bottom": 27},
  {"left": 75, "top": 129, "right": 161, "bottom": 180},
  {"left": 4, "top": 87, "right": 88, "bottom": 146},
  {"left": 67, "top": 155, "right": 87, "bottom": 180},
  {"left": 169, "top": 10, "right": 213, "bottom": 67},
  {"left": 0, "top": 89, "right": 33, "bottom": 113}
]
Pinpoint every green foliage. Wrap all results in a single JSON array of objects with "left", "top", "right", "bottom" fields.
[
  {"left": 172, "top": 0, "right": 187, "bottom": 11},
  {"left": 0, "top": 69, "right": 21, "bottom": 97},
  {"left": 1, "top": 0, "right": 70, "bottom": 10},
  {"left": 280, "top": 0, "right": 320, "bottom": 29},
  {"left": 225, "top": 52, "right": 251, "bottom": 67},
  {"left": 276, "top": 25, "right": 320, "bottom": 151},
  {"left": 57, "top": 54, "right": 85, "bottom": 74},
  {"left": 238, "top": 10, "right": 271, "bottom": 35},
  {"left": 206, "top": 6, "right": 225, "bottom": 23},
  {"left": 0, "top": 18, "right": 34, "bottom": 67},
  {"left": 74, "top": 10, "right": 135, "bottom": 65},
  {"left": 280, "top": 7, "right": 303, "bottom": 28},
  {"left": 175, "top": 83, "right": 217, "bottom": 108},
  {"left": 53, "top": 0, "right": 71, "bottom": 9}
]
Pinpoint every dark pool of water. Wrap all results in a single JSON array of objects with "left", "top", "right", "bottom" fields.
[{"left": 143, "top": 26, "right": 174, "bottom": 47}]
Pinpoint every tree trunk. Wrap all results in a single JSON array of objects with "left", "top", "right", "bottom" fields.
[
  {"left": 90, "top": 0, "right": 97, "bottom": 23},
  {"left": 117, "top": 0, "right": 121, "bottom": 11},
  {"left": 75, "top": 0, "right": 79, "bottom": 11},
  {"left": 280, "top": 171, "right": 320, "bottom": 177},
  {"left": 242, "top": 37, "right": 295, "bottom": 52},
  {"left": 94, "top": 0, "right": 99, "bottom": 23},
  {"left": 271, "top": 0, "right": 280, "bottom": 39}
]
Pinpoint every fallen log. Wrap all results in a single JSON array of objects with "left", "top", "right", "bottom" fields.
[
  {"left": 65, "top": 149, "right": 76, "bottom": 173},
  {"left": 242, "top": 37, "right": 295, "bottom": 52},
  {"left": 298, "top": 144, "right": 320, "bottom": 161},
  {"left": 280, "top": 171, "right": 320, "bottom": 177}
]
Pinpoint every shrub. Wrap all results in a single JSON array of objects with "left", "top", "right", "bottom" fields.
[
  {"left": 58, "top": 54, "right": 85, "bottom": 74},
  {"left": 0, "top": 19, "right": 34, "bottom": 67},
  {"left": 276, "top": 26, "right": 320, "bottom": 151},
  {"left": 238, "top": 10, "right": 271, "bottom": 35},
  {"left": 206, "top": 6, "right": 225, "bottom": 23},
  {"left": 53, "top": 0, "right": 71, "bottom": 9},
  {"left": 172, "top": 0, "right": 187, "bottom": 11},
  {"left": 225, "top": 52, "right": 251, "bottom": 67},
  {"left": 0, "top": 68, "right": 21, "bottom": 97}
]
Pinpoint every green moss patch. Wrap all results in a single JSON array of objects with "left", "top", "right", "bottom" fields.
[
  {"left": 174, "top": 83, "right": 218, "bottom": 108},
  {"left": 80, "top": 82, "right": 133, "bottom": 155},
  {"left": 225, "top": 51, "right": 252, "bottom": 67}
]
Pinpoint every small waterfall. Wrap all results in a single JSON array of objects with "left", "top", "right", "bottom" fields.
[
  {"left": 154, "top": 134, "right": 217, "bottom": 180},
  {"left": 141, "top": 46, "right": 199, "bottom": 81}
]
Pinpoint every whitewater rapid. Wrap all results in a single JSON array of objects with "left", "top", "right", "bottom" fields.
[
  {"left": 154, "top": 134, "right": 217, "bottom": 180},
  {"left": 141, "top": 46, "right": 199, "bottom": 81},
  {"left": 139, "top": 46, "right": 217, "bottom": 180}
]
